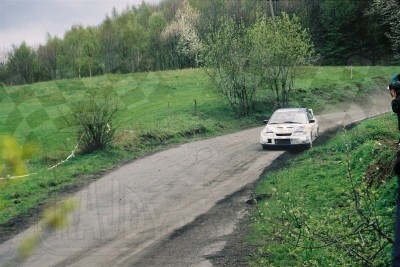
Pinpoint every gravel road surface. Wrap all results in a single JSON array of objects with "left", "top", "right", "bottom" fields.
[{"left": 0, "top": 89, "right": 390, "bottom": 266}]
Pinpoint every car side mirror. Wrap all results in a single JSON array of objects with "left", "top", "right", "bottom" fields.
[
  {"left": 263, "top": 120, "right": 269, "bottom": 124},
  {"left": 309, "top": 119, "right": 315, "bottom": 123}
]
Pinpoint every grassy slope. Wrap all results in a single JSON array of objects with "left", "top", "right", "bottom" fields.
[
  {"left": 0, "top": 68, "right": 261, "bottom": 233},
  {"left": 250, "top": 114, "right": 398, "bottom": 266},
  {"left": 0, "top": 66, "right": 397, "bottom": 236}
]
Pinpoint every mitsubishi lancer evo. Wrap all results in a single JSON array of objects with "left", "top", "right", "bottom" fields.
[{"left": 260, "top": 108, "right": 319, "bottom": 149}]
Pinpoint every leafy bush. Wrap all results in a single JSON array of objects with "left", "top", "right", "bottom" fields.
[{"left": 68, "top": 95, "right": 118, "bottom": 154}]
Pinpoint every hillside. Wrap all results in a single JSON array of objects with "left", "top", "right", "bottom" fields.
[{"left": 0, "top": 66, "right": 397, "bottom": 244}]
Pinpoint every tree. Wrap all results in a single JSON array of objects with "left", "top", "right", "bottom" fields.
[
  {"left": 250, "top": 13, "right": 316, "bottom": 107},
  {"left": 99, "top": 16, "right": 119, "bottom": 73},
  {"left": 148, "top": 12, "right": 167, "bottom": 69},
  {"left": 0, "top": 0, "right": 396, "bottom": 85},
  {"left": 61, "top": 25, "right": 102, "bottom": 78},
  {"left": 80, "top": 26, "right": 101, "bottom": 77},
  {"left": 202, "top": 17, "right": 258, "bottom": 117},
  {"left": 161, "top": 0, "right": 202, "bottom": 67},
  {"left": 62, "top": 25, "right": 87, "bottom": 78},
  {"left": 37, "top": 35, "right": 61, "bottom": 80},
  {"left": 319, "top": 0, "right": 356, "bottom": 64},
  {"left": 366, "top": 0, "right": 400, "bottom": 63},
  {"left": 6, "top": 43, "right": 38, "bottom": 84},
  {"left": 0, "top": 49, "right": 10, "bottom": 84},
  {"left": 114, "top": 10, "right": 148, "bottom": 73},
  {"left": 196, "top": 0, "right": 227, "bottom": 39},
  {"left": 136, "top": 1, "right": 152, "bottom": 29}
]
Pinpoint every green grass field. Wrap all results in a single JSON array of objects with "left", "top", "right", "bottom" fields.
[
  {"left": 1, "top": 69, "right": 225, "bottom": 158},
  {"left": 1, "top": 66, "right": 397, "bottom": 158},
  {"left": 0, "top": 66, "right": 398, "bottom": 237}
]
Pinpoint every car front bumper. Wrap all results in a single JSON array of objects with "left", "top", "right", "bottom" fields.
[{"left": 260, "top": 135, "right": 311, "bottom": 146}]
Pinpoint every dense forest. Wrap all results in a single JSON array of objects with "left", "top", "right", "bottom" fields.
[{"left": 0, "top": 0, "right": 398, "bottom": 85}]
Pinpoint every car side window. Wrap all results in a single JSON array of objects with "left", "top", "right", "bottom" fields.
[{"left": 307, "top": 112, "right": 312, "bottom": 121}]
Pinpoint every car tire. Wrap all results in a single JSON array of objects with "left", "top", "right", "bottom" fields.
[
  {"left": 306, "top": 135, "right": 313, "bottom": 149},
  {"left": 262, "top": 145, "right": 269, "bottom": 150}
]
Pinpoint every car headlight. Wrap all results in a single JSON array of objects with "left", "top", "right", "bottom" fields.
[
  {"left": 264, "top": 126, "right": 274, "bottom": 133},
  {"left": 292, "top": 126, "right": 306, "bottom": 136}
]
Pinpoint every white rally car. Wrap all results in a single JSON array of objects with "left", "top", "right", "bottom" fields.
[{"left": 260, "top": 108, "right": 319, "bottom": 149}]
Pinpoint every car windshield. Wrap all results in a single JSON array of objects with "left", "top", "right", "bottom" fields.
[{"left": 268, "top": 111, "right": 308, "bottom": 124}]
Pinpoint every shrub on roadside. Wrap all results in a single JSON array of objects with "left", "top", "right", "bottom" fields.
[{"left": 66, "top": 95, "right": 118, "bottom": 154}]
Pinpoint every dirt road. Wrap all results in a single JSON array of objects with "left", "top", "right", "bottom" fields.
[{"left": 0, "top": 89, "right": 391, "bottom": 266}]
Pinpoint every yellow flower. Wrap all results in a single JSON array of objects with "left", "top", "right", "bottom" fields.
[{"left": 0, "top": 135, "right": 36, "bottom": 177}]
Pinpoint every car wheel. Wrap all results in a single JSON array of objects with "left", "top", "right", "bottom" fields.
[
  {"left": 306, "top": 135, "right": 313, "bottom": 149},
  {"left": 262, "top": 144, "right": 269, "bottom": 150}
]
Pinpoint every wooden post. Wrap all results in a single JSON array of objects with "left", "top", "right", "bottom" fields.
[
  {"left": 194, "top": 99, "right": 197, "bottom": 116},
  {"left": 350, "top": 65, "right": 353, "bottom": 79}
]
